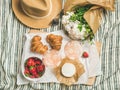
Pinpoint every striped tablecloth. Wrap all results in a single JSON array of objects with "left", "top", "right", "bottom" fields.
[{"left": 0, "top": 0, "right": 120, "bottom": 90}]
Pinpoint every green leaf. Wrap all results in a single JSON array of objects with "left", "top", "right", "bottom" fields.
[
  {"left": 86, "top": 29, "right": 91, "bottom": 33},
  {"left": 69, "top": 14, "right": 77, "bottom": 21},
  {"left": 29, "top": 66, "right": 34, "bottom": 70},
  {"left": 25, "top": 74, "right": 29, "bottom": 77},
  {"left": 78, "top": 24, "right": 82, "bottom": 32}
]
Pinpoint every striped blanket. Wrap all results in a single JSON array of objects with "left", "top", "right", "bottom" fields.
[{"left": 0, "top": 0, "right": 120, "bottom": 90}]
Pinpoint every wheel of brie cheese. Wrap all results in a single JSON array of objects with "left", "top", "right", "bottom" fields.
[{"left": 61, "top": 63, "right": 76, "bottom": 77}]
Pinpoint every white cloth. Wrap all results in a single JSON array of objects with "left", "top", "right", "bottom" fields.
[{"left": 17, "top": 30, "right": 101, "bottom": 85}]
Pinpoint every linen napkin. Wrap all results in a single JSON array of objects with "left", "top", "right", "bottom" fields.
[{"left": 17, "top": 30, "right": 101, "bottom": 85}]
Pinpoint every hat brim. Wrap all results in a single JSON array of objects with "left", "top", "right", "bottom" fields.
[{"left": 12, "top": 0, "right": 62, "bottom": 28}]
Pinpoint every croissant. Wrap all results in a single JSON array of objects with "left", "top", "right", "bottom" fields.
[
  {"left": 31, "top": 35, "right": 48, "bottom": 54},
  {"left": 46, "top": 34, "right": 63, "bottom": 50}
]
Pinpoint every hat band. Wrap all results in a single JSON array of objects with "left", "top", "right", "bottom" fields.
[{"left": 22, "top": 0, "right": 52, "bottom": 19}]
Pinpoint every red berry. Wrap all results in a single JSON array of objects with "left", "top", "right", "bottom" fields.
[
  {"left": 29, "top": 66, "right": 37, "bottom": 74},
  {"left": 82, "top": 52, "right": 89, "bottom": 58},
  {"left": 30, "top": 75, "right": 35, "bottom": 78},
  {"left": 24, "top": 67, "right": 30, "bottom": 76},
  {"left": 35, "top": 60, "right": 41, "bottom": 65},
  {"left": 34, "top": 74, "right": 39, "bottom": 78},
  {"left": 24, "top": 69, "right": 29, "bottom": 74},
  {"left": 25, "top": 66, "right": 29, "bottom": 71},
  {"left": 27, "top": 58, "right": 35, "bottom": 66},
  {"left": 37, "top": 65, "right": 45, "bottom": 72},
  {"left": 32, "top": 72, "right": 37, "bottom": 76}
]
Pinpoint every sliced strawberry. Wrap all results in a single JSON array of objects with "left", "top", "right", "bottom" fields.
[
  {"left": 82, "top": 52, "right": 89, "bottom": 58},
  {"left": 27, "top": 58, "right": 35, "bottom": 66}
]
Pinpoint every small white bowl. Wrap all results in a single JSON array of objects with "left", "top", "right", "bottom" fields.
[{"left": 21, "top": 57, "right": 45, "bottom": 82}]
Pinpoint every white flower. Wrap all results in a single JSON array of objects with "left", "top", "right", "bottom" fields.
[
  {"left": 64, "top": 24, "right": 71, "bottom": 31},
  {"left": 62, "top": 12, "right": 89, "bottom": 40},
  {"left": 62, "top": 12, "right": 74, "bottom": 25},
  {"left": 62, "top": 16, "right": 69, "bottom": 25},
  {"left": 66, "top": 12, "right": 74, "bottom": 17}
]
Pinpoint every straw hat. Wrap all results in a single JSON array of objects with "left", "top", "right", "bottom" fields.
[{"left": 12, "top": 0, "right": 62, "bottom": 28}]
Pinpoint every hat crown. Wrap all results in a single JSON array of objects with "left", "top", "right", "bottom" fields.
[{"left": 21, "top": 0, "right": 52, "bottom": 18}]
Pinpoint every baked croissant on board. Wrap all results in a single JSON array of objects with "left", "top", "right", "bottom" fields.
[
  {"left": 31, "top": 36, "right": 48, "bottom": 54},
  {"left": 46, "top": 34, "right": 63, "bottom": 50}
]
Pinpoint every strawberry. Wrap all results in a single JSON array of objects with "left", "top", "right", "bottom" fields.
[
  {"left": 25, "top": 66, "right": 29, "bottom": 71},
  {"left": 29, "top": 66, "right": 37, "bottom": 74},
  {"left": 37, "top": 65, "right": 45, "bottom": 72},
  {"left": 27, "top": 58, "right": 35, "bottom": 66},
  {"left": 32, "top": 70, "right": 37, "bottom": 74},
  {"left": 35, "top": 60, "right": 41, "bottom": 65},
  {"left": 24, "top": 67, "right": 30, "bottom": 76},
  {"left": 24, "top": 69, "right": 29, "bottom": 74},
  {"left": 34, "top": 74, "right": 40, "bottom": 78},
  {"left": 82, "top": 52, "right": 89, "bottom": 58},
  {"left": 30, "top": 75, "right": 35, "bottom": 78}
]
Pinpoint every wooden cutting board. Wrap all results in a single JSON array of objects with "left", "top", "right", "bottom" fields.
[{"left": 28, "top": 29, "right": 101, "bottom": 85}]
